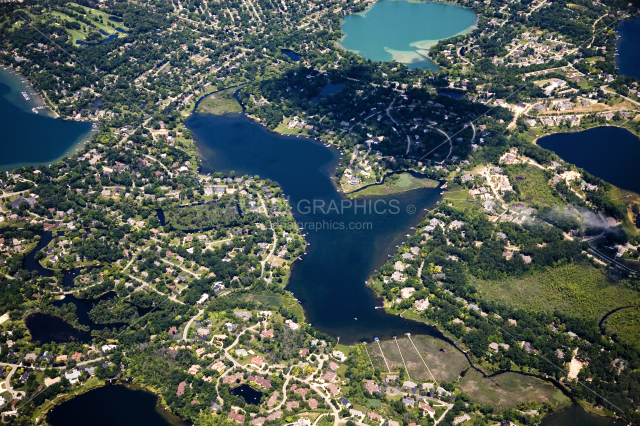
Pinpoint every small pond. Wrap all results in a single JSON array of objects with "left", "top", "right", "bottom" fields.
[
  {"left": 281, "top": 49, "right": 301, "bottom": 61},
  {"left": 230, "top": 384, "right": 263, "bottom": 405},
  {"left": 311, "top": 83, "right": 346, "bottom": 104}
]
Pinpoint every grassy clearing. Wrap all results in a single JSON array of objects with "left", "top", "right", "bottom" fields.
[
  {"left": 47, "top": 4, "right": 129, "bottom": 44},
  {"left": 196, "top": 88, "right": 242, "bottom": 115},
  {"left": 507, "top": 165, "right": 562, "bottom": 206},
  {"left": 346, "top": 172, "right": 439, "bottom": 198},
  {"left": 472, "top": 264, "right": 640, "bottom": 321},
  {"left": 367, "top": 336, "right": 468, "bottom": 382},
  {"left": 459, "top": 370, "right": 570, "bottom": 409},
  {"left": 274, "top": 118, "right": 309, "bottom": 135},
  {"left": 603, "top": 307, "right": 640, "bottom": 352}
]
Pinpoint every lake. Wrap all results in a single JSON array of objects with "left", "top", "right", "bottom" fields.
[
  {"left": 615, "top": 16, "right": 640, "bottom": 79},
  {"left": 48, "top": 384, "right": 187, "bottom": 426},
  {"left": 540, "top": 403, "right": 623, "bottom": 426},
  {"left": 186, "top": 112, "right": 450, "bottom": 344},
  {"left": 339, "top": 0, "right": 477, "bottom": 70},
  {"left": 537, "top": 127, "right": 640, "bottom": 194},
  {"left": 0, "top": 67, "right": 95, "bottom": 172}
]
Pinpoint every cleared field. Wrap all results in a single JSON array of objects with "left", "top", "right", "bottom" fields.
[
  {"left": 508, "top": 165, "right": 562, "bottom": 206},
  {"left": 472, "top": 264, "right": 640, "bottom": 321},
  {"left": 460, "top": 370, "right": 570, "bottom": 409},
  {"left": 196, "top": 88, "right": 242, "bottom": 115},
  {"left": 48, "top": 4, "right": 129, "bottom": 44},
  {"left": 347, "top": 173, "right": 438, "bottom": 198},
  {"left": 367, "top": 335, "right": 468, "bottom": 382},
  {"left": 603, "top": 307, "right": 640, "bottom": 352}
]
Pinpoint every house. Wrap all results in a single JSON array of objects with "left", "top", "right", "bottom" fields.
[
  {"left": 368, "top": 412, "right": 383, "bottom": 421},
  {"left": 188, "top": 365, "right": 201, "bottom": 375},
  {"left": 391, "top": 271, "right": 406, "bottom": 282},
  {"left": 210, "top": 361, "right": 226, "bottom": 373},
  {"left": 286, "top": 400, "right": 300, "bottom": 411},
  {"left": 261, "top": 329, "right": 274, "bottom": 338},
  {"left": 65, "top": 369, "right": 81, "bottom": 383},
  {"left": 403, "top": 380, "right": 417, "bottom": 389},
  {"left": 364, "top": 380, "right": 379, "bottom": 394},
  {"left": 320, "top": 371, "right": 337, "bottom": 382},
  {"left": 325, "top": 383, "right": 340, "bottom": 396},
  {"left": 414, "top": 299, "right": 430, "bottom": 311},
  {"left": 234, "top": 311, "right": 251, "bottom": 321},
  {"left": 453, "top": 414, "right": 472, "bottom": 425},
  {"left": 197, "top": 293, "right": 209, "bottom": 305},
  {"left": 229, "top": 412, "right": 245, "bottom": 423},
  {"left": 419, "top": 401, "right": 436, "bottom": 415},
  {"left": 332, "top": 350, "right": 347, "bottom": 362},
  {"left": 338, "top": 397, "right": 351, "bottom": 407},
  {"left": 402, "top": 397, "right": 415, "bottom": 406},
  {"left": 251, "top": 356, "right": 265, "bottom": 367},
  {"left": 177, "top": 381, "right": 187, "bottom": 395},
  {"left": 400, "top": 287, "right": 416, "bottom": 299}
]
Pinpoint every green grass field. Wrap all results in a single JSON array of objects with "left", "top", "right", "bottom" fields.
[
  {"left": 347, "top": 172, "right": 439, "bottom": 198},
  {"left": 603, "top": 307, "right": 640, "bottom": 352},
  {"left": 460, "top": 370, "right": 570, "bottom": 409},
  {"left": 196, "top": 88, "right": 242, "bottom": 115},
  {"left": 46, "top": 4, "right": 129, "bottom": 44},
  {"left": 472, "top": 264, "right": 640, "bottom": 321},
  {"left": 508, "top": 165, "right": 563, "bottom": 206},
  {"left": 366, "top": 335, "right": 469, "bottom": 382}
]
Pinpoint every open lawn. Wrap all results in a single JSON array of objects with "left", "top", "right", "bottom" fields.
[
  {"left": 48, "top": 4, "right": 129, "bottom": 44},
  {"left": 196, "top": 88, "right": 242, "bottom": 115},
  {"left": 506, "top": 164, "right": 562, "bottom": 206},
  {"left": 472, "top": 263, "right": 640, "bottom": 321},
  {"left": 603, "top": 307, "right": 640, "bottom": 352},
  {"left": 367, "top": 335, "right": 468, "bottom": 382},
  {"left": 460, "top": 370, "right": 569, "bottom": 409},
  {"left": 347, "top": 172, "right": 439, "bottom": 198}
]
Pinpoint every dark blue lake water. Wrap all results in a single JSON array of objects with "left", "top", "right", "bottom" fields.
[
  {"left": 48, "top": 385, "right": 187, "bottom": 426},
  {"left": 281, "top": 49, "right": 301, "bottom": 61},
  {"left": 0, "top": 67, "right": 94, "bottom": 171},
  {"left": 186, "top": 112, "right": 449, "bottom": 344},
  {"left": 537, "top": 126, "right": 640, "bottom": 194},
  {"left": 616, "top": 16, "right": 640, "bottom": 79}
]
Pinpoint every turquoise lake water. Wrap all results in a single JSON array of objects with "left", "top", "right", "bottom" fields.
[
  {"left": 339, "top": 0, "right": 477, "bottom": 70},
  {"left": 0, "top": 67, "right": 94, "bottom": 172}
]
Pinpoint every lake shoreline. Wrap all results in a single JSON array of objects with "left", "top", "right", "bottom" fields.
[
  {"left": 0, "top": 67, "right": 97, "bottom": 173},
  {"left": 45, "top": 382, "right": 189, "bottom": 426}
]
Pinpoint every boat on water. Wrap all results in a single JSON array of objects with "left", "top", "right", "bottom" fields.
[{"left": 22, "top": 91, "right": 30, "bottom": 100}]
